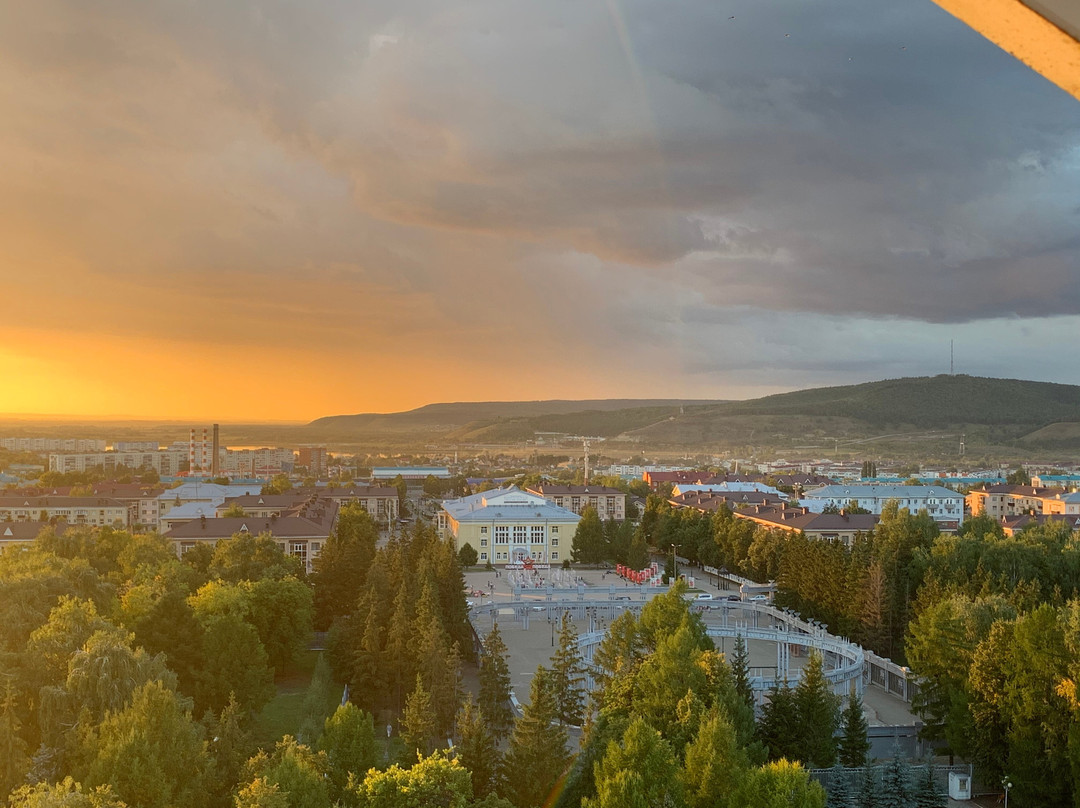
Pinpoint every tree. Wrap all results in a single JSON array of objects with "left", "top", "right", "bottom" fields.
[
  {"left": 549, "top": 613, "right": 586, "bottom": 726},
  {"left": 681, "top": 708, "right": 746, "bottom": 808},
  {"left": 401, "top": 676, "right": 437, "bottom": 761},
  {"left": 730, "top": 634, "right": 753, "bottom": 712},
  {"left": 732, "top": 759, "right": 826, "bottom": 808},
  {"left": 458, "top": 543, "right": 479, "bottom": 568},
  {"left": 878, "top": 753, "right": 910, "bottom": 808},
  {"left": 318, "top": 703, "right": 379, "bottom": 800},
  {"left": 793, "top": 652, "right": 841, "bottom": 768},
  {"left": 837, "top": 687, "right": 871, "bottom": 768},
  {"left": 854, "top": 762, "right": 878, "bottom": 808},
  {"left": 131, "top": 588, "right": 206, "bottom": 702},
  {"left": 825, "top": 766, "right": 852, "bottom": 808},
  {"left": 478, "top": 623, "right": 513, "bottom": 739},
  {"left": 0, "top": 675, "right": 29, "bottom": 799},
  {"left": 500, "top": 667, "right": 570, "bottom": 808},
  {"left": 454, "top": 694, "right": 500, "bottom": 799},
  {"left": 8, "top": 778, "right": 126, "bottom": 808},
  {"left": 244, "top": 576, "right": 314, "bottom": 673},
  {"left": 912, "top": 764, "right": 945, "bottom": 808},
  {"left": 758, "top": 683, "right": 798, "bottom": 763},
  {"left": 571, "top": 507, "right": 605, "bottom": 564},
  {"left": 625, "top": 536, "right": 648, "bottom": 570},
  {"left": 262, "top": 474, "right": 293, "bottom": 496},
  {"left": 392, "top": 475, "right": 408, "bottom": 516},
  {"left": 584, "top": 716, "right": 682, "bottom": 808},
  {"left": 235, "top": 778, "right": 289, "bottom": 808},
  {"left": 312, "top": 503, "right": 378, "bottom": 630},
  {"left": 206, "top": 694, "right": 254, "bottom": 808},
  {"left": 241, "top": 737, "right": 331, "bottom": 808},
  {"left": 80, "top": 680, "right": 211, "bottom": 808},
  {"left": 352, "top": 751, "right": 472, "bottom": 808},
  {"left": 222, "top": 503, "right": 248, "bottom": 518},
  {"left": 196, "top": 612, "right": 275, "bottom": 715}
]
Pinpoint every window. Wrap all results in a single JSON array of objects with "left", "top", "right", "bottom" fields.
[
  {"left": 480, "top": 552, "right": 488, "bottom": 560},
  {"left": 551, "top": 537, "right": 559, "bottom": 546},
  {"left": 571, "top": 497, "right": 581, "bottom": 510},
  {"left": 513, "top": 525, "right": 527, "bottom": 544},
  {"left": 480, "top": 538, "right": 488, "bottom": 547},
  {"left": 495, "top": 525, "right": 509, "bottom": 544},
  {"left": 551, "top": 525, "right": 559, "bottom": 534},
  {"left": 552, "top": 551, "right": 559, "bottom": 560},
  {"left": 607, "top": 496, "right": 616, "bottom": 511},
  {"left": 480, "top": 526, "right": 488, "bottom": 534},
  {"left": 290, "top": 542, "right": 307, "bottom": 564},
  {"left": 530, "top": 525, "right": 545, "bottom": 544}
]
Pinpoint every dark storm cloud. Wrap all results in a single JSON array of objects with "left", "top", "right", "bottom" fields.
[{"left": 2, "top": 0, "right": 1079, "bottom": 378}]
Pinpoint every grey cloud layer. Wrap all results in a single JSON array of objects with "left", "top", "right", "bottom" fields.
[{"left": 2, "top": 0, "right": 1079, "bottom": 379}]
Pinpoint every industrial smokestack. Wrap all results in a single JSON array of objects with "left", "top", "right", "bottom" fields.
[{"left": 212, "top": 424, "right": 220, "bottom": 476}]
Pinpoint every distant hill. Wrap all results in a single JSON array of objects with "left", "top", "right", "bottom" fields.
[{"left": 307, "top": 376, "right": 1080, "bottom": 450}]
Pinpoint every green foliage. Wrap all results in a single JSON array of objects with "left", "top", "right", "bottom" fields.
[
  {"left": 261, "top": 474, "right": 293, "bottom": 496},
  {"left": 312, "top": 503, "right": 378, "bottom": 630},
  {"left": 8, "top": 777, "right": 126, "bottom": 808},
  {"left": 234, "top": 778, "right": 289, "bottom": 808},
  {"left": 453, "top": 695, "right": 500, "bottom": 799},
  {"left": 401, "top": 676, "right": 437, "bottom": 760},
  {"left": 79, "top": 681, "right": 210, "bottom": 808},
  {"left": 241, "top": 737, "right": 330, "bottom": 808},
  {"left": 731, "top": 759, "right": 826, "bottom": 808},
  {"left": 297, "top": 654, "right": 335, "bottom": 745},
  {"left": 793, "top": 653, "right": 841, "bottom": 768},
  {"left": 500, "top": 668, "right": 570, "bottom": 808},
  {"left": 352, "top": 751, "right": 472, "bottom": 808},
  {"left": 571, "top": 507, "right": 606, "bottom": 564},
  {"left": 730, "top": 634, "right": 753, "bottom": 712},
  {"left": 457, "top": 542, "right": 479, "bottom": 568},
  {"left": 912, "top": 764, "right": 945, "bottom": 808},
  {"left": 478, "top": 623, "right": 513, "bottom": 740},
  {"left": 549, "top": 613, "right": 586, "bottom": 726},
  {"left": 209, "top": 534, "right": 304, "bottom": 584},
  {"left": 878, "top": 753, "right": 910, "bottom": 808},
  {"left": 317, "top": 703, "right": 379, "bottom": 801},
  {"left": 837, "top": 688, "right": 871, "bottom": 768},
  {"left": 680, "top": 708, "right": 746, "bottom": 808},
  {"left": 583, "top": 716, "right": 682, "bottom": 808},
  {"left": 825, "top": 766, "right": 852, "bottom": 808}
]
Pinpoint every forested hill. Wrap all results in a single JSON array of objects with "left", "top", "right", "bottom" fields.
[
  {"left": 306, "top": 376, "right": 1080, "bottom": 447},
  {"left": 713, "top": 375, "right": 1080, "bottom": 428}
]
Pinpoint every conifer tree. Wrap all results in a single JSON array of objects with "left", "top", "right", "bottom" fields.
[
  {"left": 401, "top": 676, "right": 437, "bottom": 762},
  {"left": 838, "top": 686, "right": 871, "bottom": 768},
  {"left": 584, "top": 716, "right": 682, "bottom": 808},
  {"left": 478, "top": 622, "right": 513, "bottom": 739},
  {"left": 454, "top": 694, "right": 500, "bottom": 799},
  {"left": 793, "top": 651, "right": 841, "bottom": 768},
  {"left": 501, "top": 667, "right": 570, "bottom": 808},
  {"left": 0, "top": 675, "right": 29, "bottom": 799},
  {"left": 758, "top": 682, "right": 798, "bottom": 762},
  {"left": 825, "top": 766, "right": 852, "bottom": 808},
  {"left": 730, "top": 634, "right": 753, "bottom": 710},
  {"left": 854, "top": 763, "right": 878, "bottom": 808},
  {"left": 317, "top": 703, "right": 378, "bottom": 800},
  {"left": 878, "top": 750, "right": 910, "bottom": 808},
  {"left": 571, "top": 507, "right": 605, "bottom": 564},
  {"left": 680, "top": 707, "right": 745, "bottom": 808},
  {"left": 913, "top": 763, "right": 945, "bottom": 808},
  {"left": 549, "top": 612, "right": 586, "bottom": 726}
]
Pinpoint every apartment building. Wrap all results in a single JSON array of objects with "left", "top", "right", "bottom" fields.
[
  {"left": 437, "top": 487, "right": 580, "bottom": 567},
  {"left": 803, "top": 484, "right": 965, "bottom": 528},
  {"left": 526, "top": 484, "right": 626, "bottom": 521},
  {"left": 966, "top": 485, "right": 1068, "bottom": 517},
  {"left": 1, "top": 438, "right": 106, "bottom": 452},
  {"left": 734, "top": 504, "right": 880, "bottom": 546},
  {"left": 48, "top": 450, "right": 186, "bottom": 476},
  {"left": 0, "top": 496, "right": 128, "bottom": 527},
  {"left": 164, "top": 500, "right": 338, "bottom": 573},
  {"left": 295, "top": 486, "right": 399, "bottom": 522}
]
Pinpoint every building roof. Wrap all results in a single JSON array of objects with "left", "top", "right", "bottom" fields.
[
  {"left": 736, "top": 504, "right": 880, "bottom": 534},
  {"left": 295, "top": 486, "right": 398, "bottom": 498},
  {"left": 0, "top": 521, "right": 68, "bottom": 542},
  {"left": 372, "top": 467, "right": 450, "bottom": 479},
  {"left": 164, "top": 515, "right": 335, "bottom": 540},
  {"left": 805, "top": 485, "right": 963, "bottom": 500},
  {"left": 442, "top": 486, "right": 581, "bottom": 524},
  {"left": 673, "top": 482, "right": 786, "bottom": 497},
  {"left": 528, "top": 485, "right": 625, "bottom": 496},
  {"left": 157, "top": 482, "right": 263, "bottom": 503},
  {"left": 0, "top": 496, "right": 127, "bottom": 508},
  {"left": 670, "top": 490, "right": 786, "bottom": 513},
  {"left": 999, "top": 513, "right": 1080, "bottom": 535},
  {"left": 969, "top": 484, "right": 1062, "bottom": 498}
]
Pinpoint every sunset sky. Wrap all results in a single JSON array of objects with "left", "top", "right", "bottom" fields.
[{"left": 2, "top": 0, "right": 1079, "bottom": 421}]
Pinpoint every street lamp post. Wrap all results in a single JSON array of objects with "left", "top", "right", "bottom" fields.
[
  {"left": 1003, "top": 777, "right": 1012, "bottom": 808},
  {"left": 549, "top": 616, "right": 556, "bottom": 647},
  {"left": 671, "top": 544, "right": 681, "bottom": 581}
]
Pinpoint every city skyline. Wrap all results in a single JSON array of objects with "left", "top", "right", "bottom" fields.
[{"left": 3, "top": 0, "right": 1079, "bottom": 420}]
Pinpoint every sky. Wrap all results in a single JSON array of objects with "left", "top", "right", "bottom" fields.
[{"left": 1, "top": 0, "right": 1078, "bottom": 421}]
